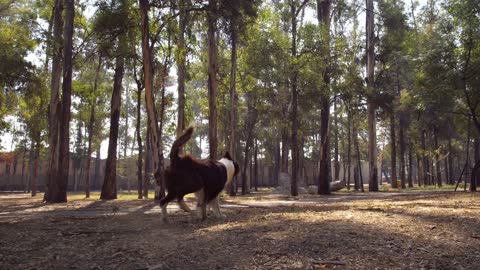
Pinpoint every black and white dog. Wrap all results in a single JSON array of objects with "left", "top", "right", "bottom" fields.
[{"left": 160, "top": 127, "right": 239, "bottom": 222}]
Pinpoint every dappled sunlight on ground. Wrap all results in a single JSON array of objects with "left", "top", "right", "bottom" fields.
[{"left": 0, "top": 190, "right": 479, "bottom": 269}]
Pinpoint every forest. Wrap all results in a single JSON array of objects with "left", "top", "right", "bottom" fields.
[{"left": 0, "top": 0, "right": 480, "bottom": 269}]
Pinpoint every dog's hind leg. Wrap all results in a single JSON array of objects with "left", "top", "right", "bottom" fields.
[
  {"left": 177, "top": 198, "right": 191, "bottom": 212},
  {"left": 210, "top": 195, "right": 226, "bottom": 219},
  {"left": 195, "top": 189, "right": 207, "bottom": 221},
  {"left": 159, "top": 192, "right": 176, "bottom": 223}
]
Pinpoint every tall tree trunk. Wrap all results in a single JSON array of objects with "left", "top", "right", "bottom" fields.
[
  {"left": 347, "top": 111, "right": 352, "bottom": 190},
  {"left": 139, "top": 0, "right": 165, "bottom": 199},
  {"left": 53, "top": 0, "right": 74, "bottom": 203},
  {"left": 317, "top": 0, "right": 331, "bottom": 195},
  {"left": 84, "top": 103, "right": 95, "bottom": 199},
  {"left": 333, "top": 98, "right": 339, "bottom": 181},
  {"left": 254, "top": 139, "right": 258, "bottom": 191},
  {"left": 274, "top": 139, "right": 281, "bottom": 186},
  {"left": 144, "top": 128, "right": 151, "bottom": 198},
  {"left": 281, "top": 129, "right": 289, "bottom": 173},
  {"left": 44, "top": 0, "right": 63, "bottom": 203},
  {"left": 93, "top": 147, "right": 100, "bottom": 188},
  {"left": 433, "top": 127, "right": 442, "bottom": 187},
  {"left": 353, "top": 120, "right": 364, "bottom": 192},
  {"left": 21, "top": 149, "right": 27, "bottom": 192},
  {"left": 390, "top": 114, "right": 397, "bottom": 188},
  {"left": 30, "top": 138, "right": 39, "bottom": 197},
  {"left": 417, "top": 152, "right": 422, "bottom": 186},
  {"left": 290, "top": 1, "right": 299, "bottom": 197},
  {"left": 399, "top": 115, "right": 406, "bottom": 189},
  {"left": 101, "top": 40, "right": 125, "bottom": 200},
  {"left": 207, "top": 0, "right": 218, "bottom": 159},
  {"left": 228, "top": 29, "right": 238, "bottom": 196},
  {"left": 176, "top": 0, "right": 187, "bottom": 138},
  {"left": 421, "top": 129, "right": 429, "bottom": 185},
  {"left": 242, "top": 92, "right": 257, "bottom": 194},
  {"left": 408, "top": 142, "right": 413, "bottom": 188},
  {"left": 366, "top": 0, "right": 378, "bottom": 192},
  {"left": 84, "top": 57, "right": 101, "bottom": 199},
  {"left": 157, "top": 66, "right": 168, "bottom": 198},
  {"left": 134, "top": 72, "right": 143, "bottom": 199},
  {"left": 471, "top": 138, "right": 479, "bottom": 191},
  {"left": 448, "top": 135, "right": 453, "bottom": 184}
]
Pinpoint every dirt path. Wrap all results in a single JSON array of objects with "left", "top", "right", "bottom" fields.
[{"left": 1, "top": 191, "right": 479, "bottom": 269}]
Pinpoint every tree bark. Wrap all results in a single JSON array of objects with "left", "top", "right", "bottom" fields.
[
  {"left": 347, "top": 111, "right": 352, "bottom": 190},
  {"left": 207, "top": 0, "right": 218, "bottom": 159},
  {"left": 134, "top": 71, "right": 143, "bottom": 199},
  {"left": 317, "top": 0, "right": 332, "bottom": 195},
  {"left": 333, "top": 98, "right": 339, "bottom": 181},
  {"left": 366, "top": 0, "right": 378, "bottom": 192},
  {"left": 139, "top": 0, "right": 165, "bottom": 199},
  {"left": 228, "top": 28, "right": 238, "bottom": 196},
  {"left": 399, "top": 115, "right": 406, "bottom": 189},
  {"left": 53, "top": 0, "right": 74, "bottom": 203},
  {"left": 176, "top": 0, "right": 187, "bottom": 138},
  {"left": 84, "top": 57, "right": 101, "bottom": 199},
  {"left": 390, "top": 114, "right": 397, "bottom": 188},
  {"left": 433, "top": 127, "right": 442, "bottom": 187},
  {"left": 421, "top": 129, "right": 429, "bottom": 185},
  {"left": 408, "top": 142, "right": 413, "bottom": 188},
  {"left": 254, "top": 139, "right": 258, "bottom": 191},
  {"left": 101, "top": 39, "right": 125, "bottom": 200},
  {"left": 290, "top": 1, "right": 299, "bottom": 197},
  {"left": 44, "top": 0, "right": 63, "bottom": 203},
  {"left": 144, "top": 128, "right": 151, "bottom": 198}
]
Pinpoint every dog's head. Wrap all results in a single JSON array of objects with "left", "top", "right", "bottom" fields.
[{"left": 224, "top": 151, "right": 240, "bottom": 177}]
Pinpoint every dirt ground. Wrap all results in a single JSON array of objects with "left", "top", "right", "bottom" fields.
[{"left": 1, "top": 190, "right": 479, "bottom": 270}]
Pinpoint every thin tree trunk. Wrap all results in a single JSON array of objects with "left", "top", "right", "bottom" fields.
[
  {"left": 366, "top": 0, "right": 378, "bottom": 192},
  {"left": 84, "top": 57, "right": 101, "bottom": 199},
  {"left": 101, "top": 40, "right": 125, "bottom": 200},
  {"left": 347, "top": 112, "right": 352, "bottom": 190},
  {"left": 274, "top": 139, "right": 281, "bottom": 186},
  {"left": 290, "top": 1, "right": 299, "bottom": 197},
  {"left": 176, "top": 0, "right": 187, "bottom": 139},
  {"left": 134, "top": 71, "right": 143, "bottom": 199},
  {"left": 421, "top": 129, "right": 429, "bottom": 185},
  {"left": 433, "top": 127, "right": 442, "bottom": 187},
  {"left": 139, "top": 0, "right": 165, "bottom": 199},
  {"left": 21, "top": 150, "right": 27, "bottom": 192},
  {"left": 417, "top": 153, "right": 422, "bottom": 186},
  {"left": 408, "top": 142, "right": 413, "bottom": 188},
  {"left": 317, "top": 0, "right": 332, "bottom": 195},
  {"left": 228, "top": 29, "right": 238, "bottom": 196},
  {"left": 399, "top": 115, "right": 406, "bottom": 189},
  {"left": 207, "top": 0, "right": 218, "bottom": 159},
  {"left": 333, "top": 98, "right": 339, "bottom": 181},
  {"left": 44, "top": 0, "right": 63, "bottom": 203},
  {"left": 254, "top": 139, "right": 258, "bottom": 191},
  {"left": 281, "top": 129, "right": 289, "bottom": 173},
  {"left": 143, "top": 127, "right": 151, "bottom": 198},
  {"left": 390, "top": 114, "right": 397, "bottom": 188},
  {"left": 53, "top": 0, "right": 74, "bottom": 203}
]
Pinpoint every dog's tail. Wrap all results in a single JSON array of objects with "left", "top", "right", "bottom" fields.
[{"left": 169, "top": 126, "right": 194, "bottom": 164}]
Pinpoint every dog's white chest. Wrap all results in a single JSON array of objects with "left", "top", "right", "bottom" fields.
[{"left": 218, "top": 158, "right": 235, "bottom": 183}]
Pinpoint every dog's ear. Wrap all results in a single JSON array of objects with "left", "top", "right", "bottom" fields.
[{"left": 224, "top": 151, "right": 232, "bottom": 160}]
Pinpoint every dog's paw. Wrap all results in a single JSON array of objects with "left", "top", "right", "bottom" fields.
[{"left": 161, "top": 216, "right": 169, "bottom": 224}]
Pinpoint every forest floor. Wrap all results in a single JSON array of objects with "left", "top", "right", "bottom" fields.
[{"left": 1, "top": 189, "right": 479, "bottom": 270}]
